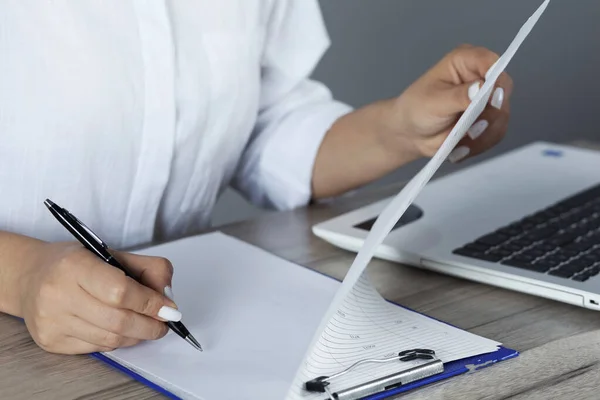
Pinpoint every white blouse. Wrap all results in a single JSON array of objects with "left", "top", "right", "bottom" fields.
[{"left": 0, "top": 0, "right": 352, "bottom": 249}]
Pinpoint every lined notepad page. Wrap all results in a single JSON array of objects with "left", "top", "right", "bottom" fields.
[{"left": 287, "top": 272, "right": 500, "bottom": 398}]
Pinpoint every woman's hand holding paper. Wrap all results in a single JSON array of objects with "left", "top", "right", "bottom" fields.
[{"left": 391, "top": 44, "right": 514, "bottom": 163}]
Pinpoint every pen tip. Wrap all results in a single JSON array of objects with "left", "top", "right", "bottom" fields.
[
  {"left": 186, "top": 335, "right": 203, "bottom": 352},
  {"left": 44, "top": 199, "right": 55, "bottom": 208}
]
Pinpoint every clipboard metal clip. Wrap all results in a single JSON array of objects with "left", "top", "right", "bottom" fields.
[{"left": 304, "top": 349, "right": 444, "bottom": 400}]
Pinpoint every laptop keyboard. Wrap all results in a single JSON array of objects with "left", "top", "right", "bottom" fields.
[{"left": 453, "top": 183, "right": 600, "bottom": 282}]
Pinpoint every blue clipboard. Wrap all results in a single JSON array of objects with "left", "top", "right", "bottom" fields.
[
  {"left": 90, "top": 345, "right": 517, "bottom": 400},
  {"left": 89, "top": 302, "right": 518, "bottom": 400},
  {"left": 11, "top": 292, "right": 519, "bottom": 399}
]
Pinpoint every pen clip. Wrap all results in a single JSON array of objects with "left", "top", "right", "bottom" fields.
[{"left": 66, "top": 210, "right": 108, "bottom": 249}]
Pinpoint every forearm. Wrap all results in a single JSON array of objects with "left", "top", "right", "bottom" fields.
[
  {"left": 0, "top": 231, "right": 46, "bottom": 317},
  {"left": 311, "top": 99, "right": 421, "bottom": 199}
]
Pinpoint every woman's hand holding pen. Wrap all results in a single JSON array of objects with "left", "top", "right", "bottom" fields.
[{"left": 18, "top": 241, "right": 180, "bottom": 354}]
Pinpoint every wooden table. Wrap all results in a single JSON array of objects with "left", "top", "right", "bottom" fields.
[{"left": 3, "top": 141, "right": 600, "bottom": 400}]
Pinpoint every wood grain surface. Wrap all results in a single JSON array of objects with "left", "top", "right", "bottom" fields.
[{"left": 2, "top": 140, "right": 600, "bottom": 400}]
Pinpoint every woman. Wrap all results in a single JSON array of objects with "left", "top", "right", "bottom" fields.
[{"left": 0, "top": 1, "right": 512, "bottom": 355}]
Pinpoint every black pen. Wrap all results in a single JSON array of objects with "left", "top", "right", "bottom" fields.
[{"left": 43, "top": 199, "right": 202, "bottom": 352}]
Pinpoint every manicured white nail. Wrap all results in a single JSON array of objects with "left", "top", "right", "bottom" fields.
[
  {"left": 491, "top": 87, "right": 504, "bottom": 109},
  {"left": 158, "top": 306, "right": 182, "bottom": 322},
  {"left": 468, "top": 82, "right": 480, "bottom": 101},
  {"left": 467, "top": 120, "right": 489, "bottom": 140},
  {"left": 448, "top": 146, "right": 470, "bottom": 163},
  {"left": 164, "top": 286, "right": 175, "bottom": 301}
]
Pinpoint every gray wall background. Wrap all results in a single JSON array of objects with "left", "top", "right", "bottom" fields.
[{"left": 212, "top": 0, "right": 600, "bottom": 226}]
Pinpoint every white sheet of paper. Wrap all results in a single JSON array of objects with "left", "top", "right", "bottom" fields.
[{"left": 103, "top": 232, "right": 340, "bottom": 400}]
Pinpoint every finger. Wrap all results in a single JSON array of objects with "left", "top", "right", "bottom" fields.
[
  {"left": 467, "top": 107, "right": 509, "bottom": 159},
  {"left": 449, "top": 102, "right": 510, "bottom": 163},
  {"left": 487, "top": 72, "right": 513, "bottom": 111},
  {"left": 65, "top": 315, "right": 143, "bottom": 349},
  {"left": 113, "top": 252, "right": 174, "bottom": 299},
  {"left": 495, "top": 71, "right": 514, "bottom": 99},
  {"left": 71, "top": 288, "right": 169, "bottom": 340},
  {"left": 435, "top": 45, "right": 499, "bottom": 84},
  {"left": 436, "top": 70, "right": 512, "bottom": 116},
  {"left": 37, "top": 334, "right": 113, "bottom": 355},
  {"left": 439, "top": 46, "right": 514, "bottom": 102},
  {"left": 78, "top": 262, "right": 180, "bottom": 322},
  {"left": 436, "top": 80, "right": 484, "bottom": 115}
]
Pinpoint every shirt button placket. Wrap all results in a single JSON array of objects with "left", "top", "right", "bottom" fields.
[{"left": 122, "top": 0, "right": 176, "bottom": 247}]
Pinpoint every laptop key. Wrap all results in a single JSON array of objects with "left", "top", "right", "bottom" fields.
[
  {"left": 475, "top": 233, "right": 509, "bottom": 246},
  {"left": 452, "top": 249, "right": 502, "bottom": 262},
  {"left": 572, "top": 274, "right": 590, "bottom": 282},
  {"left": 488, "top": 249, "right": 514, "bottom": 258},
  {"left": 512, "top": 238, "right": 536, "bottom": 247},
  {"left": 521, "top": 248, "right": 548, "bottom": 258},
  {"left": 549, "top": 234, "right": 578, "bottom": 247},
  {"left": 464, "top": 243, "right": 490, "bottom": 252},
  {"left": 549, "top": 268, "right": 575, "bottom": 278},
  {"left": 452, "top": 248, "right": 479, "bottom": 257},
  {"left": 510, "top": 254, "right": 537, "bottom": 263},
  {"left": 499, "top": 242, "right": 525, "bottom": 253},
  {"left": 587, "top": 267, "right": 600, "bottom": 277},
  {"left": 476, "top": 253, "right": 504, "bottom": 262},
  {"left": 571, "top": 255, "right": 596, "bottom": 267},
  {"left": 536, "top": 257, "right": 562, "bottom": 268},
  {"left": 501, "top": 259, "right": 549, "bottom": 273},
  {"left": 563, "top": 228, "right": 589, "bottom": 239},
  {"left": 522, "top": 216, "right": 543, "bottom": 227},
  {"left": 554, "top": 254, "right": 572, "bottom": 262},
  {"left": 558, "top": 261, "right": 588, "bottom": 275},
  {"left": 554, "top": 249, "right": 579, "bottom": 259},
  {"left": 501, "top": 258, "right": 532, "bottom": 269},
  {"left": 577, "top": 239, "right": 597, "bottom": 250},
  {"left": 525, "top": 227, "right": 558, "bottom": 241},
  {"left": 528, "top": 262, "right": 553, "bottom": 273},
  {"left": 497, "top": 226, "right": 522, "bottom": 236},
  {"left": 547, "top": 204, "right": 568, "bottom": 215},
  {"left": 579, "top": 254, "right": 600, "bottom": 265},
  {"left": 563, "top": 242, "right": 593, "bottom": 252},
  {"left": 535, "top": 243, "right": 558, "bottom": 253}
]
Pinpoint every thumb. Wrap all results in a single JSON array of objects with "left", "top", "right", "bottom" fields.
[
  {"left": 113, "top": 252, "right": 175, "bottom": 302},
  {"left": 440, "top": 80, "right": 483, "bottom": 115}
]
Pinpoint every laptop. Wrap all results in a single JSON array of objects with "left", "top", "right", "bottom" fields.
[{"left": 312, "top": 141, "right": 600, "bottom": 310}]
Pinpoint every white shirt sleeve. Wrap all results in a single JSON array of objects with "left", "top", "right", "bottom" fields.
[{"left": 231, "top": 0, "right": 353, "bottom": 211}]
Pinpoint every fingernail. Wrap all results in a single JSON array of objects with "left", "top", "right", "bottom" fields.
[
  {"left": 468, "top": 82, "right": 480, "bottom": 101},
  {"left": 491, "top": 87, "right": 504, "bottom": 109},
  {"left": 448, "top": 146, "right": 470, "bottom": 163},
  {"left": 164, "top": 286, "right": 175, "bottom": 301},
  {"left": 467, "top": 120, "right": 489, "bottom": 140},
  {"left": 158, "top": 306, "right": 182, "bottom": 322}
]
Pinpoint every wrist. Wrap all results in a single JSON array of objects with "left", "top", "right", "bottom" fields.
[
  {"left": 374, "top": 98, "right": 426, "bottom": 165},
  {"left": 0, "top": 232, "right": 47, "bottom": 317}
]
